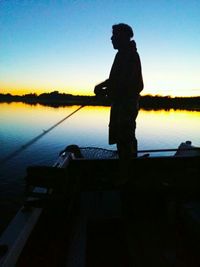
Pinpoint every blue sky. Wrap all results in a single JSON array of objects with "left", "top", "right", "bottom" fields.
[{"left": 0, "top": 0, "right": 200, "bottom": 96}]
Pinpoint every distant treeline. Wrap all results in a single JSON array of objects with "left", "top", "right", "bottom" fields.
[{"left": 0, "top": 91, "right": 200, "bottom": 111}]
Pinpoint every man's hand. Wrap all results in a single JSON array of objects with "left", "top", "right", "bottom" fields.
[
  {"left": 94, "top": 80, "right": 109, "bottom": 97},
  {"left": 94, "top": 84, "right": 103, "bottom": 96}
]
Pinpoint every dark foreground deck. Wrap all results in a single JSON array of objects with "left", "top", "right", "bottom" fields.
[{"left": 1, "top": 154, "right": 200, "bottom": 267}]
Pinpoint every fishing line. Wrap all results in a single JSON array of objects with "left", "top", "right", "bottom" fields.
[{"left": 0, "top": 105, "right": 85, "bottom": 165}]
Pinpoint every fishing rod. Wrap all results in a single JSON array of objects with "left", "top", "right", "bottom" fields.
[{"left": 0, "top": 105, "right": 85, "bottom": 165}]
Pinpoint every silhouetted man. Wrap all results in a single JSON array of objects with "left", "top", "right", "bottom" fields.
[{"left": 94, "top": 23, "right": 143, "bottom": 161}]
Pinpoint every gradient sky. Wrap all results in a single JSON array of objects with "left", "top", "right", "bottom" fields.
[{"left": 0, "top": 0, "right": 200, "bottom": 97}]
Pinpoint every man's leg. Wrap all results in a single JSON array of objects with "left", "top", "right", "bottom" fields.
[
  {"left": 115, "top": 110, "right": 138, "bottom": 184},
  {"left": 115, "top": 141, "right": 135, "bottom": 186},
  {"left": 117, "top": 139, "right": 137, "bottom": 159}
]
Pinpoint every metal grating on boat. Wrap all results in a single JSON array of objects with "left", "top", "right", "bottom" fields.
[{"left": 79, "top": 147, "right": 118, "bottom": 159}]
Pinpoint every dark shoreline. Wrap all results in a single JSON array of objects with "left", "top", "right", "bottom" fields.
[{"left": 1, "top": 92, "right": 200, "bottom": 111}]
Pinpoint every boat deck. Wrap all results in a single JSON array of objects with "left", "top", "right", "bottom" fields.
[
  {"left": 15, "top": 189, "right": 200, "bottom": 267},
  {"left": 1, "top": 146, "right": 200, "bottom": 267}
]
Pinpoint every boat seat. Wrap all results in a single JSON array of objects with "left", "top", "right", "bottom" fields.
[
  {"left": 25, "top": 166, "right": 68, "bottom": 192},
  {"left": 24, "top": 166, "right": 70, "bottom": 208}
]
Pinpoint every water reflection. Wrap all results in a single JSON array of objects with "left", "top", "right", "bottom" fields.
[
  {"left": 1, "top": 103, "right": 200, "bottom": 160},
  {"left": 137, "top": 109, "right": 200, "bottom": 153}
]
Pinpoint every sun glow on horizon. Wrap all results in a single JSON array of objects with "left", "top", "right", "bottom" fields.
[
  {"left": 0, "top": 83, "right": 94, "bottom": 96},
  {"left": 2, "top": 85, "right": 200, "bottom": 98}
]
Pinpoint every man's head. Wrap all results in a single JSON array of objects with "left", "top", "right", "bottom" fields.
[{"left": 111, "top": 23, "right": 134, "bottom": 50}]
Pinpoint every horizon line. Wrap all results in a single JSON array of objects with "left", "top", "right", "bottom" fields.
[{"left": 1, "top": 91, "right": 200, "bottom": 98}]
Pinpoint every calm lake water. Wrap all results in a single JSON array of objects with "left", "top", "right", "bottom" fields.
[{"left": 0, "top": 102, "right": 200, "bottom": 231}]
